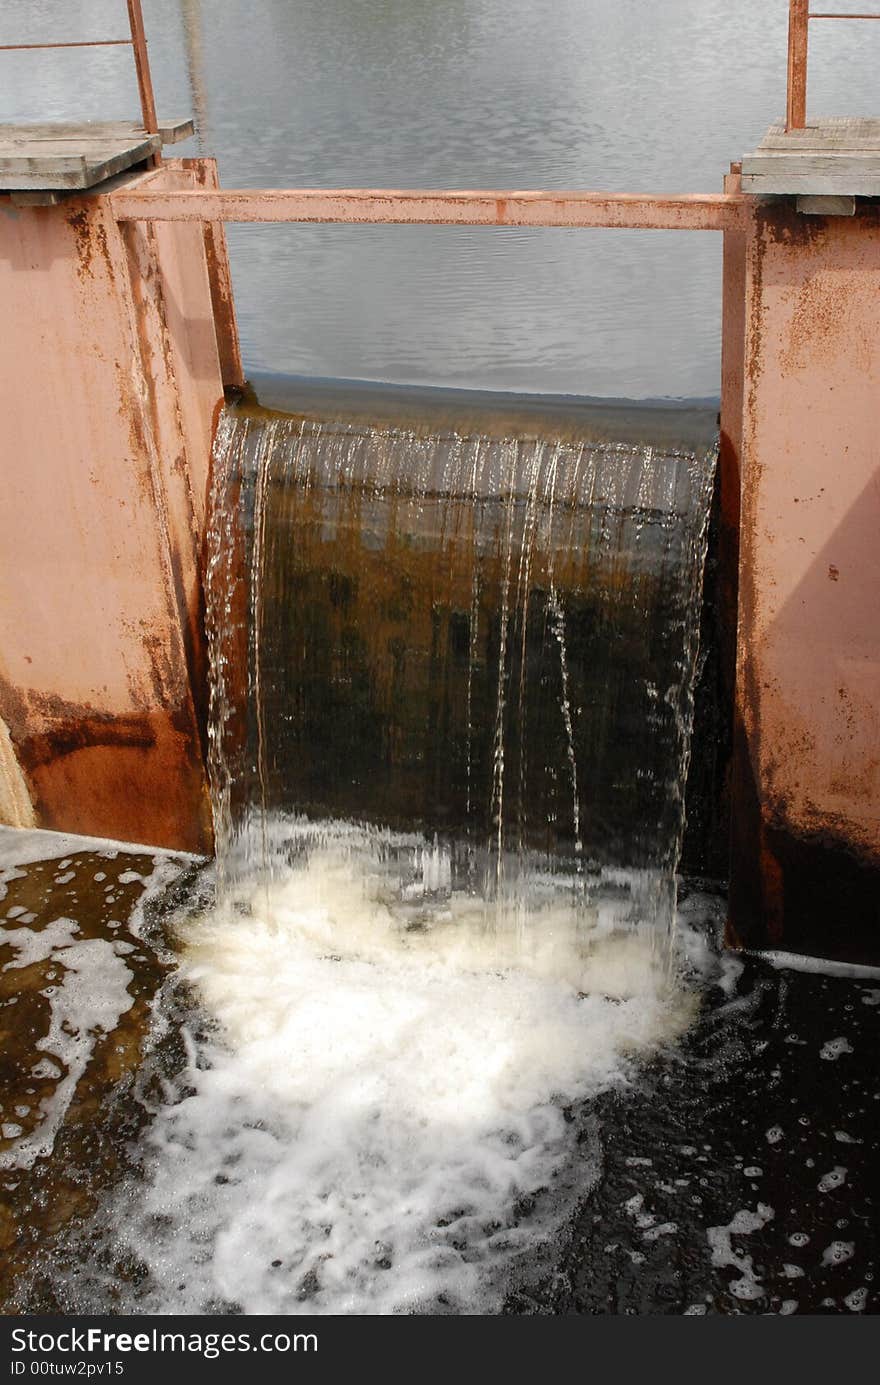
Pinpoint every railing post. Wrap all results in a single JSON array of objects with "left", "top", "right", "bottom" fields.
[
  {"left": 126, "top": 0, "right": 159, "bottom": 139},
  {"left": 786, "top": 0, "right": 810, "bottom": 130}
]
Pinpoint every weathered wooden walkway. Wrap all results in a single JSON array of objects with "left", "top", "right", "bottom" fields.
[
  {"left": 0, "top": 120, "right": 193, "bottom": 193},
  {"left": 743, "top": 117, "right": 880, "bottom": 198}
]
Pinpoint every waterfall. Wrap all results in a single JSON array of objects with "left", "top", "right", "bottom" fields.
[
  {"left": 66, "top": 395, "right": 719, "bottom": 1317},
  {"left": 206, "top": 403, "right": 715, "bottom": 939}
]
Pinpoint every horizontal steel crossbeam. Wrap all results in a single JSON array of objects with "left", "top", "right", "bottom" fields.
[{"left": 109, "top": 186, "right": 748, "bottom": 231}]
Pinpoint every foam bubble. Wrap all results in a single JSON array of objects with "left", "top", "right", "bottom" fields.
[
  {"left": 822, "top": 1241, "right": 854, "bottom": 1267},
  {"left": 818, "top": 1167, "right": 848, "bottom": 1194},
  {"left": 707, "top": 1204, "right": 774, "bottom": 1302}
]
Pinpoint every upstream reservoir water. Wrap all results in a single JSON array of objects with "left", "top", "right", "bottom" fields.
[{"left": 2, "top": 0, "right": 879, "bottom": 396}]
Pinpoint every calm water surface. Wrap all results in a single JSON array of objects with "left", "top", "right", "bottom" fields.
[{"left": 1, "top": 1, "right": 875, "bottom": 395}]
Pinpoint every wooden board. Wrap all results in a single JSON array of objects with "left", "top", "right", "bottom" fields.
[
  {"left": 742, "top": 117, "right": 880, "bottom": 196},
  {"left": 0, "top": 120, "right": 194, "bottom": 191}
]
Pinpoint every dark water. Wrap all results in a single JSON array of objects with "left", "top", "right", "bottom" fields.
[{"left": 2, "top": 1, "right": 877, "bottom": 395}]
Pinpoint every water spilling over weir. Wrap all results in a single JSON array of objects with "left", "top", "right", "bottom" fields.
[
  {"left": 5, "top": 394, "right": 722, "bottom": 1316},
  {"left": 63, "top": 393, "right": 715, "bottom": 1315},
  {"left": 206, "top": 398, "right": 716, "bottom": 919}
]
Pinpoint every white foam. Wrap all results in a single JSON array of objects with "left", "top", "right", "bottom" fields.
[
  {"left": 0, "top": 825, "right": 203, "bottom": 869},
  {"left": 79, "top": 829, "right": 701, "bottom": 1316},
  {"left": 751, "top": 950, "right": 880, "bottom": 982},
  {"left": 0, "top": 929, "right": 134, "bottom": 1170},
  {"left": 822, "top": 1241, "right": 854, "bottom": 1267},
  {"left": 707, "top": 1204, "right": 774, "bottom": 1302},
  {"left": 817, "top": 1166, "right": 848, "bottom": 1194},
  {"left": 0, "top": 834, "right": 191, "bottom": 1171}
]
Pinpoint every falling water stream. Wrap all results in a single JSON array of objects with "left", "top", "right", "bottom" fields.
[
  {"left": 103, "top": 398, "right": 714, "bottom": 1314},
  {"left": 10, "top": 396, "right": 721, "bottom": 1315}
]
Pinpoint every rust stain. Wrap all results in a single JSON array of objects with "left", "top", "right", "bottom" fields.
[
  {"left": 20, "top": 712, "right": 156, "bottom": 771},
  {"left": 780, "top": 271, "right": 873, "bottom": 376},
  {"left": 65, "top": 205, "right": 115, "bottom": 285},
  {"left": 66, "top": 208, "right": 96, "bottom": 280},
  {"left": 0, "top": 669, "right": 211, "bottom": 856}
]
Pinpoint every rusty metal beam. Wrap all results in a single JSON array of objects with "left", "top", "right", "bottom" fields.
[
  {"left": 126, "top": 0, "right": 159, "bottom": 141},
  {"left": 0, "top": 40, "right": 133, "bottom": 50},
  {"left": 109, "top": 186, "right": 748, "bottom": 231},
  {"left": 787, "top": 0, "right": 810, "bottom": 131}
]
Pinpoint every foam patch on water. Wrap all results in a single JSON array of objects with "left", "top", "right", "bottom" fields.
[
  {"left": 70, "top": 826, "right": 705, "bottom": 1316},
  {"left": 751, "top": 950, "right": 880, "bottom": 982},
  {"left": 0, "top": 827, "right": 203, "bottom": 871},
  {"left": 0, "top": 830, "right": 194, "bottom": 1171},
  {"left": 0, "top": 922, "right": 133, "bottom": 1171}
]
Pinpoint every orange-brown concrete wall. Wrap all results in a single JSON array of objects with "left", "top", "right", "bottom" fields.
[
  {"left": 0, "top": 160, "right": 236, "bottom": 854},
  {"left": 727, "top": 203, "right": 880, "bottom": 962}
]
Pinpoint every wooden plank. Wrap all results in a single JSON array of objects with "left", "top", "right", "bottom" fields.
[
  {"left": 0, "top": 135, "right": 160, "bottom": 191},
  {"left": 0, "top": 139, "right": 156, "bottom": 158},
  {"left": 743, "top": 153, "right": 880, "bottom": 175},
  {"left": 744, "top": 117, "right": 880, "bottom": 196},
  {"left": 758, "top": 118, "right": 880, "bottom": 150},
  {"left": 157, "top": 119, "right": 195, "bottom": 145},
  {"left": 0, "top": 119, "right": 191, "bottom": 148},
  {"left": 742, "top": 171, "right": 880, "bottom": 194}
]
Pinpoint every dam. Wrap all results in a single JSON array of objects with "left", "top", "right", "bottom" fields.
[{"left": 0, "top": 0, "right": 878, "bottom": 1318}]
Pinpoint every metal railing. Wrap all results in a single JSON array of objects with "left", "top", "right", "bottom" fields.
[
  {"left": 787, "top": 0, "right": 880, "bottom": 129},
  {"left": 0, "top": 1, "right": 159, "bottom": 141}
]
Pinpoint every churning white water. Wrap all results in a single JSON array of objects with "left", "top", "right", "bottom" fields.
[{"left": 61, "top": 819, "right": 709, "bottom": 1316}]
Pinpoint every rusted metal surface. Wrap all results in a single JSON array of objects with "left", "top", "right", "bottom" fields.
[
  {"left": 719, "top": 166, "right": 749, "bottom": 714},
  {"left": 119, "top": 163, "right": 225, "bottom": 777},
  {"left": 785, "top": 6, "right": 880, "bottom": 132},
  {"left": 0, "top": 165, "right": 231, "bottom": 853},
  {"left": 727, "top": 200, "right": 880, "bottom": 961},
  {"left": 109, "top": 186, "right": 748, "bottom": 231},
  {"left": 125, "top": 0, "right": 159, "bottom": 141},
  {"left": 0, "top": 41, "right": 133, "bottom": 50},
  {"left": 181, "top": 157, "right": 246, "bottom": 389},
  {"left": 787, "top": 0, "right": 810, "bottom": 131}
]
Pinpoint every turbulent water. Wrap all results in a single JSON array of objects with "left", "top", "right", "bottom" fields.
[{"left": 40, "top": 402, "right": 718, "bottom": 1315}]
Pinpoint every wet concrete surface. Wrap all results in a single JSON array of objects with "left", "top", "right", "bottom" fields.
[
  {"left": 0, "top": 838, "right": 197, "bottom": 1313},
  {"left": 1, "top": 836, "right": 876, "bottom": 1315}
]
